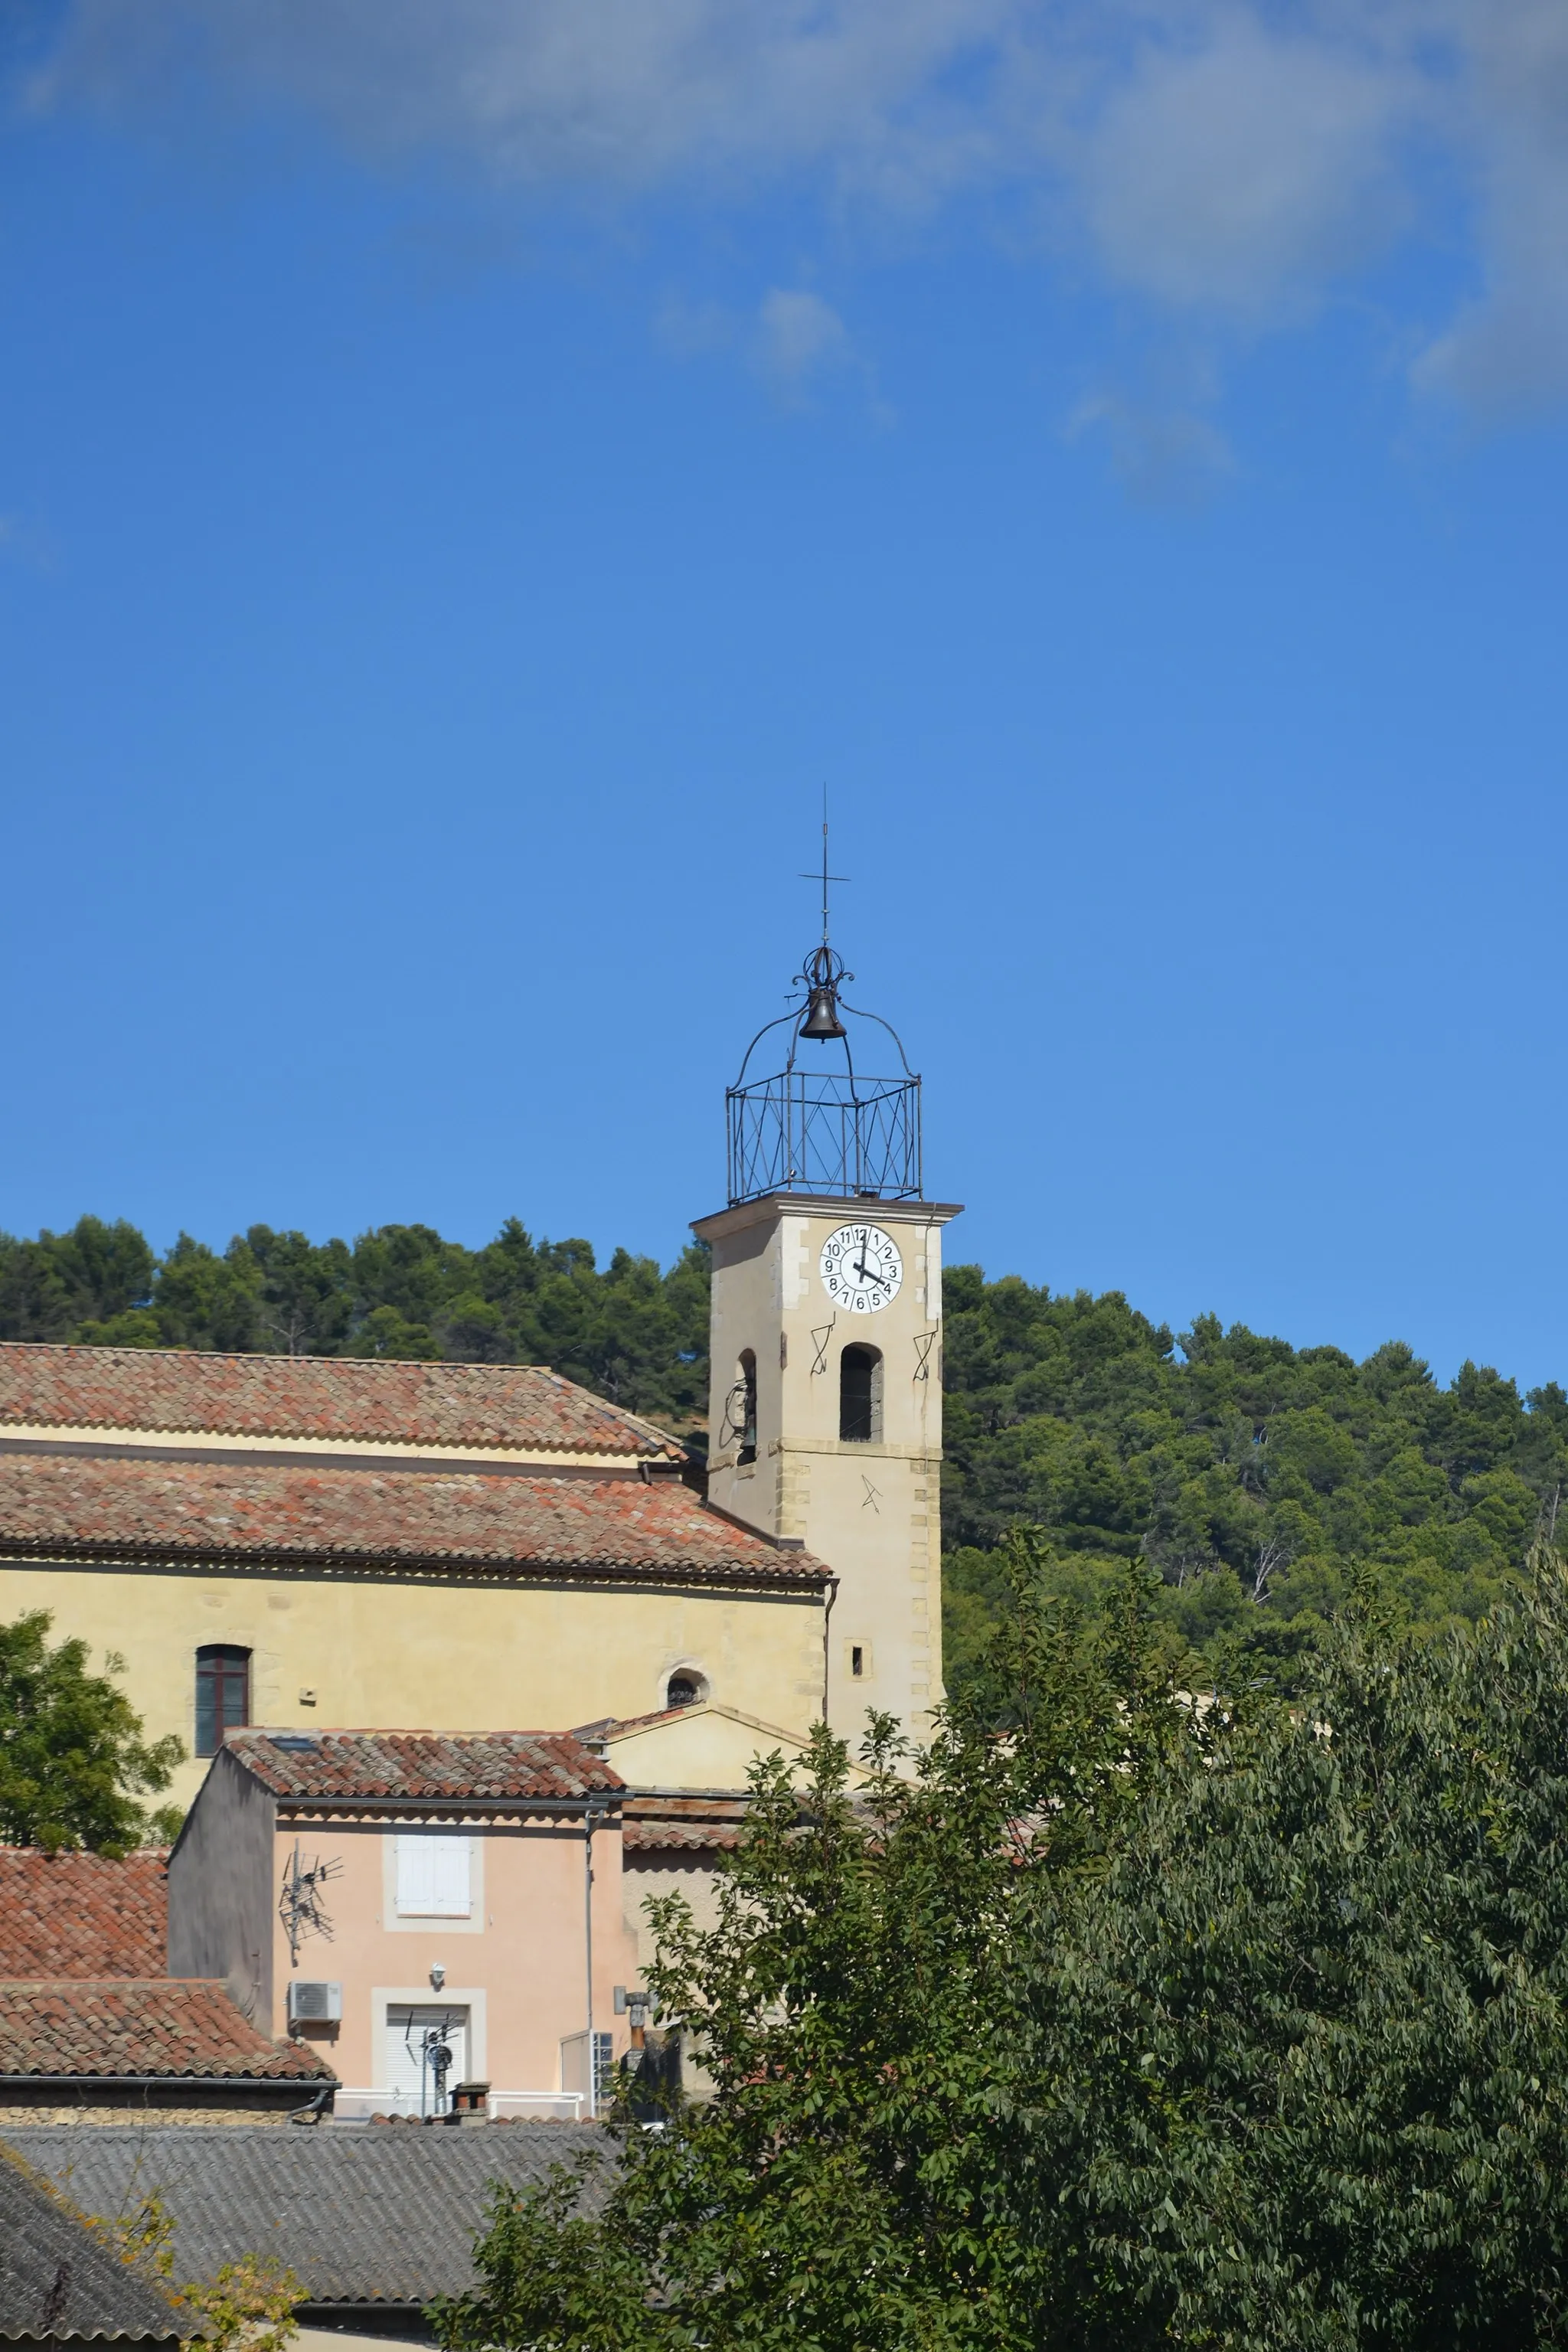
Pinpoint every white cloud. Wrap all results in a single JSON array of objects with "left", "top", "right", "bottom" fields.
[
  {"left": 32, "top": 0, "right": 1024, "bottom": 199},
  {"left": 753, "top": 289, "right": 852, "bottom": 392},
  {"left": 1414, "top": 0, "right": 1568, "bottom": 410},
  {"left": 1067, "top": 388, "right": 1236, "bottom": 503},
  {"left": 24, "top": 0, "right": 1568, "bottom": 415},
  {"left": 1075, "top": 17, "right": 1416, "bottom": 318}
]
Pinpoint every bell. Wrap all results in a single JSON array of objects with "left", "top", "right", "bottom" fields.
[{"left": 800, "top": 985, "right": 846, "bottom": 1040}]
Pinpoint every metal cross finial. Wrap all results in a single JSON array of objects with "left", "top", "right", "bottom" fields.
[{"left": 799, "top": 792, "right": 849, "bottom": 946}]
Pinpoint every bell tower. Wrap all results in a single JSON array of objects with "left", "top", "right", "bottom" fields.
[{"left": 692, "top": 877, "right": 961, "bottom": 1747}]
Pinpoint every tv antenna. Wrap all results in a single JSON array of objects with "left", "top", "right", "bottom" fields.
[
  {"left": 278, "top": 1840, "right": 341, "bottom": 1965},
  {"left": 407, "top": 2013, "right": 458, "bottom": 2118}
]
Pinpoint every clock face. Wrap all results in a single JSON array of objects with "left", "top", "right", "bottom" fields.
[{"left": 819, "top": 1223, "right": 903, "bottom": 1315}]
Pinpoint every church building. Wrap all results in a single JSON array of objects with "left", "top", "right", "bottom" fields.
[{"left": 0, "top": 924, "right": 956, "bottom": 1807}]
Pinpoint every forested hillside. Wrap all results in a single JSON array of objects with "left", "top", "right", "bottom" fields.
[
  {"left": 5, "top": 1214, "right": 1561, "bottom": 1693},
  {"left": 939, "top": 1269, "right": 1568, "bottom": 1694},
  {"left": 0, "top": 1215, "right": 710, "bottom": 1430}
]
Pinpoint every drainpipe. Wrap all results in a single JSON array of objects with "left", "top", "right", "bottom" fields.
[
  {"left": 583, "top": 1798, "right": 599, "bottom": 2119},
  {"left": 822, "top": 1575, "right": 839, "bottom": 1726}
]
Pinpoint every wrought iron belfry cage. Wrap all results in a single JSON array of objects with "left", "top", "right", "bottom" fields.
[{"left": 726, "top": 939, "right": 923, "bottom": 1207}]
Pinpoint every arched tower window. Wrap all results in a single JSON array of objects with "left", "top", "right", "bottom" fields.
[
  {"left": 737, "top": 1349, "right": 757, "bottom": 1465},
  {"left": 665, "top": 1668, "right": 708, "bottom": 1710},
  {"left": 195, "top": 1645, "right": 250, "bottom": 1757},
  {"left": 839, "top": 1344, "right": 883, "bottom": 1444}
]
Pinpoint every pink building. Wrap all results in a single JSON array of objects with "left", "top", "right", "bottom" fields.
[{"left": 168, "top": 1729, "right": 644, "bottom": 2118}]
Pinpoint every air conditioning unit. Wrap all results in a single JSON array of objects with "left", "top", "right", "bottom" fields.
[{"left": 287, "top": 1980, "right": 341, "bottom": 2024}]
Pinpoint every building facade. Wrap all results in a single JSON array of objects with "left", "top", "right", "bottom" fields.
[
  {"left": 0, "top": 1350, "right": 828, "bottom": 1811},
  {"left": 168, "top": 1730, "right": 642, "bottom": 2116}
]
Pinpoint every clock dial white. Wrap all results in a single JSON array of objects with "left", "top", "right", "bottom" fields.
[{"left": 819, "top": 1223, "right": 903, "bottom": 1315}]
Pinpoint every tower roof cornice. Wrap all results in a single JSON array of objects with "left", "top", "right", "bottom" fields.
[{"left": 693, "top": 1194, "right": 964, "bottom": 1245}]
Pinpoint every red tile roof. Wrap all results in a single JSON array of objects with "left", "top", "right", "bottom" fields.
[
  {"left": 622, "top": 1795, "right": 748, "bottom": 1854},
  {"left": 0, "top": 1342, "right": 683, "bottom": 1459},
  {"left": 0, "top": 1455, "right": 827, "bottom": 1588},
  {"left": 224, "top": 1730, "right": 625, "bottom": 1804},
  {"left": 0, "top": 1851, "right": 165, "bottom": 1978},
  {"left": 0, "top": 1981, "right": 333, "bottom": 2081}
]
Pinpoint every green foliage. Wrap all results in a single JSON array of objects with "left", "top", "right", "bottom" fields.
[
  {"left": 0, "top": 1217, "right": 155, "bottom": 1341},
  {"left": 1020, "top": 1550, "right": 1568, "bottom": 2345},
  {"left": 439, "top": 1553, "right": 1568, "bottom": 2350},
  {"left": 0, "top": 1214, "right": 712, "bottom": 1436},
  {"left": 942, "top": 1269, "right": 1568, "bottom": 1692},
  {"left": 431, "top": 1532, "right": 1182, "bottom": 2352},
  {"left": 0, "top": 1612, "right": 184, "bottom": 1854},
  {"left": 429, "top": 2165, "right": 651, "bottom": 2352}
]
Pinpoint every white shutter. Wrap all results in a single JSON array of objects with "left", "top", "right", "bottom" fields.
[
  {"left": 386, "top": 2005, "right": 469, "bottom": 2101},
  {"left": 394, "top": 1833, "right": 471, "bottom": 1916}
]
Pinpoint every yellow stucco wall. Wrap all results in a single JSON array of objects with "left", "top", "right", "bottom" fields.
[
  {"left": 596, "top": 1700, "right": 812, "bottom": 1788},
  {"left": 695, "top": 1195, "right": 961, "bottom": 1747},
  {"left": 0, "top": 1560, "right": 828, "bottom": 1813}
]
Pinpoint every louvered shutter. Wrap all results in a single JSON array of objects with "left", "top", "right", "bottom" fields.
[{"left": 394, "top": 1833, "right": 471, "bottom": 1916}]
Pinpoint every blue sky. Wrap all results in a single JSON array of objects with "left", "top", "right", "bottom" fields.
[{"left": 4, "top": 2, "right": 1568, "bottom": 1387}]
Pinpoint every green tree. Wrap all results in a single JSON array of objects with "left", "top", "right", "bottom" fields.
[
  {"left": 436, "top": 1553, "right": 1568, "bottom": 2350},
  {"left": 0, "top": 1612, "right": 184, "bottom": 1854},
  {"left": 148, "top": 1233, "right": 263, "bottom": 1352},
  {"left": 432, "top": 1534, "right": 1181, "bottom": 2352},
  {"left": 0, "top": 1216, "right": 156, "bottom": 1341},
  {"left": 1019, "top": 1553, "right": 1568, "bottom": 2347},
  {"left": 940, "top": 1267, "right": 1568, "bottom": 1697}
]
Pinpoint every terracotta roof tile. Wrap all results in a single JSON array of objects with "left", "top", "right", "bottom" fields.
[
  {"left": 621, "top": 1795, "right": 749, "bottom": 1854},
  {"left": 0, "top": 1342, "right": 683, "bottom": 1459},
  {"left": 621, "top": 1818, "right": 744, "bottom": 1854},
  {"left": 0, "top": 1981, "right": 333, "bottom": 2081},
  {"left": 226, "top": 1730, "right": 625, "bottom": 1804},
  {"left": 0, "top": 1851, "right": 166, "bottom": 1978},
  {"left": 0, "top": 1455, "right": 827, "bottom": 1587}
]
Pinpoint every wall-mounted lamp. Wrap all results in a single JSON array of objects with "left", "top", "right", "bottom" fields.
[{"left": 429, "top": 1962, "right": 446, "bottom": 1991}]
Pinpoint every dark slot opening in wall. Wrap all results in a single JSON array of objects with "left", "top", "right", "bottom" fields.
[
  {"left": 737, "top": 1350, "right": 757, "bottom": 1465},
  {"left": 840, "top": 1345, "right": 881, "bottom": 1444},
  {"left": 851, "top": 1645, "right": 864, "bottom": 1679}
]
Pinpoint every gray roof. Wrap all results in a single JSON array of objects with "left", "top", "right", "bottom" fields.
[
  {"left": 1, "top": 2125, "right": 612, "bottom": 2310},
  {"left": 0, "top": 2143, "right": 185, "bottom": 2344}
]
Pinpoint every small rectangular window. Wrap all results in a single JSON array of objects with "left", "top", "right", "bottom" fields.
[
  {"left": 395, "top": 1833, "right": 472, "bottom": 1918},
  {"left": 851, "top": 1645, "right": 864, "bottom": 1678},
  {"left": 195, "top": 1646, "right": 250, "bottom": 1757}
]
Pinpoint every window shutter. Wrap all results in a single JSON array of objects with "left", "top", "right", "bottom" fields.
[{"left": 395, "top": 1834, "right": 470, "bottom": 1917}]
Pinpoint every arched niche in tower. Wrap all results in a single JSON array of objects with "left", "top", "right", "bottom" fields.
[{"left": 839, "top": 1343, "right": 883, "bottom": 1445}]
